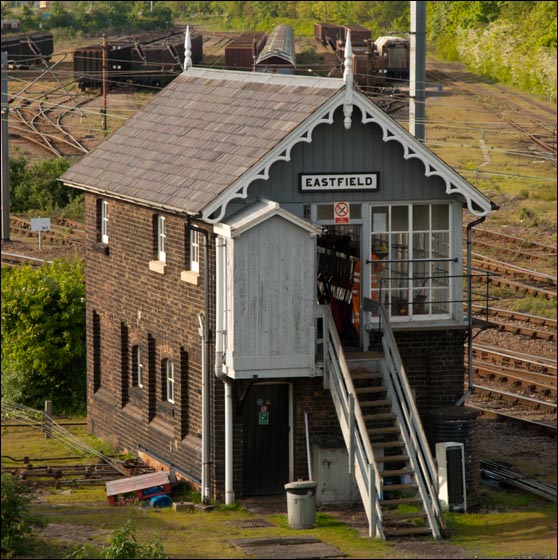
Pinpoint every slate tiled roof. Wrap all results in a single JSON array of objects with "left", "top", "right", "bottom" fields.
[{"left": 61, "top": 68, "right": 344, "bottom": 214}]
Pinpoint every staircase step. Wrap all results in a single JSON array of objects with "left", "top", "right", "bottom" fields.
[
  {"left": 378, "top": 467, "right": 414, "bottom": 477},
  {"left": 382, "top": 483, "right": 417, "bottom": 491},
  {"left": 363, "top": 413, "right": 394, "bottom": 421},
  {"left": 380, "top": 497, "right": 423, "bottom": 506},
  {"left": 375, "top": 454, "right": 408, "bottom": 463},
  {"left": 360, "top": 399, "right": 391, "bottom": 407},
  {"left": 384, "top": 526, "right": 433, "bottom": 537},
  {"left": 351, "top": 372, "right": 383, "bottom": 381},
  {"left": 371, "top": 440, "right": 403, "bottom": 448},
  {"left": 368, "top": 426, "right": 399, "bottom": 435},
  {"left": 383, "top": 511, "right": 428, "bottom": 521},
  {"left": 356, "top": 386, "right": 387, "bottom": 394}
]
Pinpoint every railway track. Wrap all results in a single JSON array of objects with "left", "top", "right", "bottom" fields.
[
  {"left": 480, "top": 459, "right": 557, "bottom": 503},
  {"left": 426, "top": 67, "right": 557, "bottom": 158}
]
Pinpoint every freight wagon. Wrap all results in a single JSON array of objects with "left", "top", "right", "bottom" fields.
[
  {"left": 74, "top": 29, "right": 203, "bottom": 90},
  {"left": 375, "top": 36, "right": 410, "bottom": 80},
  {"left": 1, "top": 32, "right": 53, "bottom": 68},
  {"left": 224, "top": 32, "right": 267, "bottom": 70},
  {"left": 255, "top": 24, "right": 295, "bottom": 74}
]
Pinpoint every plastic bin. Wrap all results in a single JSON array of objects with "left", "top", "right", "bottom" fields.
[{"left": 284, "top": 480, "right": 317, "bottom": 529}]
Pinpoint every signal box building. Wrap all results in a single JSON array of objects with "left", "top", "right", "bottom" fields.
[{"left": 61, "top": 32, "right": 494, "bottom": 539}]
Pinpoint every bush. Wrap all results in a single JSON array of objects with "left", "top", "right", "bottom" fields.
[
  {"left": 1, "top": 473, "right": 45, "bottom": 557},
  {"left": 99, "top": 520, "right": 166, "bottom": 559},
  {"left": 1, "top": 258, "right": 86, "bottom": 413}
]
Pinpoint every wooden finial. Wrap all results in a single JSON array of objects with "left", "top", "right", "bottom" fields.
[
  {"left": 343, "top": 31, "right": 353, "bottom": 129},
  {"left": 184, "top": 25, "right": 192, "bottom": 71}
]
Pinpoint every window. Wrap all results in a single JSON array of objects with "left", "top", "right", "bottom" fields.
[
  {"left": 93, "top": 311, "right": 101, "bottom": 392},
  {"left": 164, "top": 359, "right": 175, "bottom": 404},
  {"left": 157, "top": 215, "right": 166, "bottom": 263},
  {"left": 97, "top": 199, "right": 109, "bottom": 244},
  {"left": 190, "top": 229, "right": 200, "bottom": 273},
  {"left": 370, "top": 203, "right": 451, "bottom": 319},
  {"left": 132, "top": 345, "right": 143, "bottom": 388}
]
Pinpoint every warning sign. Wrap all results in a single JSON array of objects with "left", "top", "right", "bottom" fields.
[{"left": 334, "top": 202, "right": 350, "bottom": 224}]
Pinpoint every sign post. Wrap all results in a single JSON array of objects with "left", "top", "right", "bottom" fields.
[{"left": 31, "top": 217, "right": 51, "bottom": 252}]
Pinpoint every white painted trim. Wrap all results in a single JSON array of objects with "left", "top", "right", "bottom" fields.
[{"left": 201, "top": 87, "right": 493, "bottom": 223}]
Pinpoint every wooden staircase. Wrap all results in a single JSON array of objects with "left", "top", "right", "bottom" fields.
[{"left": 348, "top": 357, "right": 434, "bottom": 538}]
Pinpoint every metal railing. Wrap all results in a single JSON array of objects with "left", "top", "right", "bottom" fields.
[{"left": 316, "top": 304, "right": 385, "bottom": 539}]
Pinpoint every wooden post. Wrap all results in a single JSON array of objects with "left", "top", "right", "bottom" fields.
[
  {"left": 102, "top": 34, "right": 107, "bottom": 132},
  {"left": 44, "top": 400, "right": 52, "bottom": 438}
]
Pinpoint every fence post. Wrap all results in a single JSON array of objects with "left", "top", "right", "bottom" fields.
[{"left": 44, "top": 400, "right": 52, "bottom": 439}]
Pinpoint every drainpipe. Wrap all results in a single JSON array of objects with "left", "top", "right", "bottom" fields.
[
  {"left": 214, "top": 235, "right": 235, "bottom": 505},
  {"left": 456, "top": 214, "right": 486, "bottom": 406},
  {"left": 187, "top": 218, "right": 211, "bottom": 503}
]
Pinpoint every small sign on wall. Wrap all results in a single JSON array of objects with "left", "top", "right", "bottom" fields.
[
  {"left": 334, "top": 202, "right": 350, "bottom": 224},
  {"left": 300, "top": 173, "right": 378, "bottom": 192}
]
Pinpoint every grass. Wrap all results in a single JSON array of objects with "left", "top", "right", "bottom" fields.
[{"left": 2, "top": 418, "right": 556, "bottom": 559}]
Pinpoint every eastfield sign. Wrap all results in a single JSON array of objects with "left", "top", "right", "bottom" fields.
[{"left": 300, "top": 173, "right": 379, "bottom": 192}]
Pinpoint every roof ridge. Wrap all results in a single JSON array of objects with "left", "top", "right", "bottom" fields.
[{"left": 183, "top": 66, "right": 344, "bottom": 89}]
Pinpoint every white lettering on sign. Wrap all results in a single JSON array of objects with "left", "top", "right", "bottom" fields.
[
  {"left": 300, "top": 173, "right": 378, "bottom": 192},
  {"left": 30, "top": 218, "right": 51, "bottom": 232}
]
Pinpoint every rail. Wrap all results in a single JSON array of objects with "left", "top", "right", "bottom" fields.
[
  {"left": 368, "top": 298, "right": 446, "bottom": 539},
  {"left": 316, "top": 304, "right": 384, "bottom": 539}
]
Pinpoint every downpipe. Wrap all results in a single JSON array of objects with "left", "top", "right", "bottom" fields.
[
  {"left": 187, "top": 218, "right": 211, "bottom": 503},
  {"left": 456, "top": 214, "right": 486, "bottom": 406},
  {"left": 214, "top": 235, "right": 235, "bottom": 505}
]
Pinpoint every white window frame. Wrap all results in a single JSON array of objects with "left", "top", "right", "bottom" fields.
[
  {"left": 135, "top": 345, "right": 143, "bottom": 388},
  {"left": 190, "top": 229, "right": 200, "bottom": 273},
  {"left": 157, "top": 215, "right": 166, "bottom": 263},
  {"left": 101, "top": 200, "right": 109, "bottom": 244},
  {"left": 166, "top": 360, "right": 175, "bottom": 404}
]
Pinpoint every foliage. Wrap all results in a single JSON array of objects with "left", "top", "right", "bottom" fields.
[
  {"left": 427, "top": 1, "right": 557, "bottom": 101},
  {"left": 8, "top": 155, "right": 77, "bottom": 214},
  {"left": 98, "top": 520, "right": 166, "bottom": 559},
  {"left": 1, "top": 473, "right": 46, "bottom": 557},
  {"left": 1, "top": 258, "right": 86, "bottom": 414}
]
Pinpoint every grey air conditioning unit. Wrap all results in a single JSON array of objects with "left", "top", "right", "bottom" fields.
[{"left": 436, "top": 441, "right": 467, "bottom": 513}]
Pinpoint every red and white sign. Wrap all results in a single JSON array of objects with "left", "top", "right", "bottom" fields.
[{"left": 334, "top": 202, "right": 350, "bottom": 224}]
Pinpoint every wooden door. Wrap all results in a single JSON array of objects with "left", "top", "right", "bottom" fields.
[{"left": 242, "top": 383, "right": 290, "bottom": 496}]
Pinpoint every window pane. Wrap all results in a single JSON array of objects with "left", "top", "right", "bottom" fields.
[
  {"left": 432, "top": 204, "right": 449, "bottom": 230},
  {"left": 317, "top": 205, "right": 334, "bottom": 220},
  {"left": 413, "top": 205, "right": 429, "bottom": 231},
  {"left": 371, "top": 206, "right": 389, "bottom": 232},
  {"left": 391, "top": 206, "right": 408, "bottom": 231}
]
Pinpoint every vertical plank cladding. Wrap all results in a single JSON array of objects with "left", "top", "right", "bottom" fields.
[
  {"left": 84, "top": 193, "right": 213, "bottom": 488},
  {"left": 249, "top": 106, "right": 453, "bottom": 206},
  {"left": 232, "top": 215, "right": 316, "bottom": 374}
]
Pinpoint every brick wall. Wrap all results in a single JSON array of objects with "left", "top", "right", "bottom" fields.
[{"left": 85, "top": 193, "right": 213, "bottom": 488}]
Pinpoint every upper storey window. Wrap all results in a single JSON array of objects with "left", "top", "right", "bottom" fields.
[
  {"left": 97, "top": 199, "right": 109, "bottom": 244},
  {"left": 190, "top": 229, "right": 200, "bottom": 273},
  {"left": 157, "top": 215, "right": 167, "bottom": 263}
]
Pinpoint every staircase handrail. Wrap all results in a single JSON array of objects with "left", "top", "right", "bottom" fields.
[
  {"left": 317, "top": 304, "right": 384, "bottom": 538},
  {"left": 371, "top": 300, "right": 446, "bottom": 537}
]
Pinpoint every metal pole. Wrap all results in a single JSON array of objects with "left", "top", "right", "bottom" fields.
[
  {"left": 102, "top": 35, "right": 107, "bottom": 132},
  {"left": 409, "top": 1, "right": 426, "bottom": 141},
  {"left": 1, "top": 51, "right": 9, "bottom": 241},
  {"left": 304, "top": 412, "right": 313, "bottom": 481}
]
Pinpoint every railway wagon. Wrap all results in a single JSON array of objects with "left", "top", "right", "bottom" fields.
[
  {"left": 1, "top": 31, "right": 53, "bottom": 67},
  {"left": 375, "top": 36, "right": 410, "bottom": 79},
  {"left": 314, "top": 22, "right": 342, "bottom": 49},
  {"left": 224, "top": 32, "right": 267, "bottom": 70},
  {"left": 74, "top": 30, "right": 202, "bottom": 90},
  {"left": 341, "top": 25, "right": 372, "bottom": 48},
  {"left": 352, "top": 52, "right": 388, "bottom": 89},
  {"left": 255, "top": 24, "right": 295, "bottom": 75}
]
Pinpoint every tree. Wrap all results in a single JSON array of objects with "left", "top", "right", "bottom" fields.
[
  {"left": 8, "top": 156, "right": 77, "bottom": 213},
  {"left": 1, "top": 259, "right": 86, "bottom": 413},
  {"left": 1, "top": 473, "right": 45, "bottom": 557}
]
